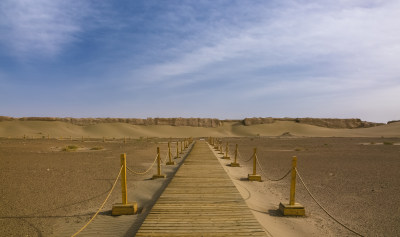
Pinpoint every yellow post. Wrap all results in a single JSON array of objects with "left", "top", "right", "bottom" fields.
[
  {"left": 175, "top": 141, "right": 181, "bottom": 159},
  {"left": 248, "top": 148, "right": 261, "bottom": 181},
  {"left": 253, "top": 148, "right": 257, "bottom": 175},
  {"left": 214, "top": 140, "right": 219, "bottom": 150},
  {"left": 112, "top": 153, "right": 137, "bottom": 215},
  {"left": 218, "top": 143, "right": 224, "bottom": 154},
  {"left": 279, "top": 156, "right": 305, "bottom": 216},
  {"left": 235, "top": 144, "right": 238, "bottom": 163},
  {"left": 290, "top": 156, "right": 297, "bottom": 205},
  {"left": 166, "top": 142, "right": 175, "bottom": 165},
  {"left": 157, "top": 147, "right": 161, "bottom": 175},
  {"left": 121, "top": 154, "right": 128, "bottom": 204},
  {"left": 152, "top": 147, "right": 166, "bottom": 179},
  {"left": 231, "top": 144, "right": 240, "bottom": 167},
  {"left": 222, "top": 142, "right": 230, "bottom": 159}
]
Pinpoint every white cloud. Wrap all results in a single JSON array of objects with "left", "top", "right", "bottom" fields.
[
  {"left": 128, "top": 1, "right": 400, "bottom": 98},
  {"left": 117, "top": 1, "right": 400, "bottom": 122},
  {"left": 1, "top": 0, "right": 399, "bottom": 121},
  {"left": 0, "top": 0, "right": 92, "bottom": 58}
]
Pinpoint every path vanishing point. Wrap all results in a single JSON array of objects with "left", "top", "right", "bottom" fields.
[{"left": 136, "top": 140, "right": 267, "bottom": 236}]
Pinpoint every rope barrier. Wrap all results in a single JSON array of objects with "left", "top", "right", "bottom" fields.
[
  {"left": 238, "top": 149, "right": 253, "bottom": 162},
  {"left": 71, "top": 165, "right": 123, "bottom": 237},
  {"left": 126, "top": 155, "right": 158, "bottom": 175},
  {"left": 256, "top": 158, "right": 291, "bottom": 182},
  {"left": 161, "top": 151, "right": 168, "bottom": 164},
  {"left": 235, "top": 147, "right": 290, "bottom": 181},
  {"left": 296, "top": 168, "right": 365, "bottom": 237},
  {"left": 269, "top": 169, "right": 291, "bottom": 182}
]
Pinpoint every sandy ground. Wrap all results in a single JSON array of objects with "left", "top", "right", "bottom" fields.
[
  {"left": 209, "top": 144, "right": 327, "bottom": 237},
  {"left": 0, "top": 138, "right": 192, "bottom": 236},
  {"left": 219, "top": 137, "right": 400, "bottom": 236},
  {"left": 1, "top": 120, "right": 400, "bottom": 138},
  {"left": 1, "top": 134, "right": 399, "bottom": 236}
]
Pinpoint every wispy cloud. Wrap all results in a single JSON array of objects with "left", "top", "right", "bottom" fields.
[
  {"left": 127, "top": 0, "right": 400, "bottom": 90},
  {"left": 111, "top": 0, "right": 400, "bottom": 122},
  {"left": 0, "top": 0, "right": 399, "bottom": 122},
  {"left": 0, "top": 0, "right": 93, "bottom": 58}
]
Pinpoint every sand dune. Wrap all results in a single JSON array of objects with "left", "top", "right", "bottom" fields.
[
  {"left": 0, "top": 120, "right": 399, "bottom": 138},
  {"left": 232, "top": 121, "right": 400, "bottom": 137}
]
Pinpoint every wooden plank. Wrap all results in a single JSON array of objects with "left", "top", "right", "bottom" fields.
[{"left": 135, "top": 141, "right": 267, "bottom": 236}]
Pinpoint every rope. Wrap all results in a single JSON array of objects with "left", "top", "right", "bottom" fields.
[
  {"left": 256, "top": 158, "right": 291, "bottom": 182},
  {"left": 71, "top": 165, "right": 123, "bottom": 237},
  {"left": 269, "top": 169, "right": 291, "bottom": 182},
  {"left": 161, "top": 151, "right": 168, "bottom": 164},
  {"left": 238, "top": 150, "right": 253, "bottom": 162},
  {"left": 126, "top": 155, "right": 158, "bottom": 175},
  {"left": 296, "top": 168, "right": 365, "bottom": 237}
]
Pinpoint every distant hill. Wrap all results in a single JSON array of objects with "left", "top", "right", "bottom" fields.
[
  {"left": 0, "top": 116, "right": 384, "bottom": 128},
  {"left": 0, "top": 116, "right": 398, "bottom": 138}
]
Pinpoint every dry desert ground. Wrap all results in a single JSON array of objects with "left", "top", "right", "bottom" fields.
[{"left": 0, "top": 119, "right": 399, "bottom": 236}]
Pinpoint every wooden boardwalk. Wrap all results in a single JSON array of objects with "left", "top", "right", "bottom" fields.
[{"left": 136, "top": 141, "right": 267, "bottom": 237}]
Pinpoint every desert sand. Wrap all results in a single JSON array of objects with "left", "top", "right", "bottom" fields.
[
  {"left": 1, "top": 119, "right": 400, "bottom": 139},
  {"left": 0, "top": 119, "right": 399, "bottom": 236},
  {"left": 218, "top": 137, "right": 400, "bottom": 236},
  {"left": 0, "top": 137, "right": 193, "bottom": 236}
]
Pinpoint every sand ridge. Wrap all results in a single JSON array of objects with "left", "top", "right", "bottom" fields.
[{"left": 1, "top": 120, "right": 399, "bottom": 139}]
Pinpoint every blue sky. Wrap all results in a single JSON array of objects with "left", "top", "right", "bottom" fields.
[{"left": 0, "top": 0, "right": 399, "bottom": 122}]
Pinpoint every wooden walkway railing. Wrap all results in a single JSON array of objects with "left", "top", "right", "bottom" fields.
[{"left": 136, "top": 140, "right": 267, "bottom": 236}]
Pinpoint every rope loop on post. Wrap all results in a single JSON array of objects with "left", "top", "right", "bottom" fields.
[
  {"left": 255, "top": 158, "right": 291, "bottom": 182},
  {"left": 126, "top": 155, "right": 158, "bottom": 175},
  {"left": 238, "top": 149, "right": 253, "bottom": 162},
  {"left": 296, "top": 168, "right": 365, "bottom": 237},
  {"left": 71, "top": 165, "right": 123, "bottom": 237},
  {"left": 161, "top": 151, "right": 168, "bottom": 164}
]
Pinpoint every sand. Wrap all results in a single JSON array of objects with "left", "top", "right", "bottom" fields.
[
  {"left": 1, "top": 120, "right": 400, "bottom": 236},
  {"left": 0, "top": 138, "right": 192, "bottom": 236},
  {"left": 1, "top": 120, "right": 400, "bottom": 139},
  {"left": 220, "top": 137, "right": 400, "bottom": 236}
]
